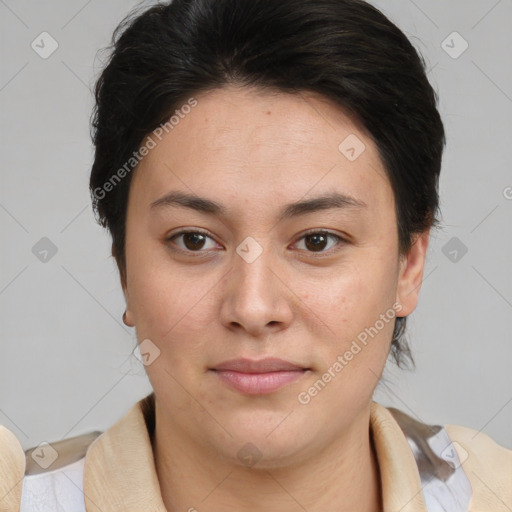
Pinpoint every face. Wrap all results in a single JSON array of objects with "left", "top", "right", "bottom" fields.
[{"left": 121, "top": 85, "right": 428, "bottom": 467}]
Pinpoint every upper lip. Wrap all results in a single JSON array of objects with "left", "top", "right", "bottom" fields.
[{"left": 211, "top": 357, "right": 308, "bottom": 373}]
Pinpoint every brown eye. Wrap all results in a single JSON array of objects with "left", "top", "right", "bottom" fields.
[
  {"left": 305, "top": 233, "right": 328, "bottom": 251},
  {"left": 295, "top": 231, "right": 344, "bottom": 254},
  {"left": 182, "top": 232, "right": 207, "bottom": 250},
  {"left": 167, "top": 230, "right": 218, "bottom": 253}
]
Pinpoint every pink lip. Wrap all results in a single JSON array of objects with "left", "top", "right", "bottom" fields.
[
  {"left": 210, "top": 358, "right": 309, "bottom": 395},
  {"left": 212, "top": 357, "right": 307, "bottom": 373}
]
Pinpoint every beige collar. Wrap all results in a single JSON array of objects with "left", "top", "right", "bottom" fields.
[
  {"left": 0, "top": 425, "right": 26, "bottom": 510},
  {"left": 83, "top": 394, "right": 427, "bottom": 512}
]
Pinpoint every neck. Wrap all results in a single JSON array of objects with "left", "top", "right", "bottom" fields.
[{"left": 152, "top": 403, "right": 382, "bottom": 512}]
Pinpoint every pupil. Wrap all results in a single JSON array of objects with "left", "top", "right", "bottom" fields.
[
  {"left": 305, "top": 233, "right": 327, "bottom": 252},
  {"left": 184, "top": 233, "right": 205, "bottom": 250}
]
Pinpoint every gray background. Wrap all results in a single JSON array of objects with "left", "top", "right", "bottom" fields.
[{"left": 0, "top": 0, "right": 511, "bottom": 451}]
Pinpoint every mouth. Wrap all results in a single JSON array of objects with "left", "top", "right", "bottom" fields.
[{"left": 209, "top": 357, "right": 310, "bottom": 395}]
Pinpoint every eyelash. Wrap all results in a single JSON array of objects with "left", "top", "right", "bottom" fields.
[{"left": 165, "top": 229, "right": 347, "bottom": 257}]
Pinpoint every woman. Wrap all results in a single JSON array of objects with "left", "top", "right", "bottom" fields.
[{"left": 1, "top": 0, "right": 511, "bottom": 510}]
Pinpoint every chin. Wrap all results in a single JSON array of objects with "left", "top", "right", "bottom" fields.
[{"left": 211, "top": 417, "right": 316, "bottom": 469}]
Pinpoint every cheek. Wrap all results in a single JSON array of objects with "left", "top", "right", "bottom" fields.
[
  {"left": 301, "top": 272, "right": 396, "bottom": 409},
  {"left": 306, "top": 254, "right": 395, "bottom": 325},
  {"left": 131, "top": 269, "right": 211, "bottom": 342},
  {"left": 126, "top": 237, "right": 184, "bottom": 325},
  {"left": 129, "top": 259, "right": 216, "bottom": 402},
  {"left": 126, "top": 243, "right": 220, "bottom": 363},
  {"left": 299, "top": 251, "right": 398, "bottom": 368}
]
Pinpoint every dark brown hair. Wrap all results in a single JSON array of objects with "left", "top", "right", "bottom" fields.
[{"left": 90, "top": 0, "right": 445, "bottom": 368}]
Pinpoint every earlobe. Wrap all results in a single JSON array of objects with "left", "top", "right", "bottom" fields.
[
  {"left": 395, "top": 230, "right": 430, "bottom": 317},
  {"left": 121, "top": 282, "right": 134, "bottom": 327},
  {"left": 123, "top": 309, "right": 134, "bottom": 327},
  {"left": 112, "top": 243, "right": 134, "bottom": 326}
]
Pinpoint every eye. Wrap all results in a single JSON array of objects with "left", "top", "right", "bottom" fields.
[
  {"left": 166, "top": 229, "right": 346, "bottom": 256},
  {"left": 166, "top": 230, "right": 220, "bottom": 253},
  {"left": 293, "top": 230, "right": 345, "bottom": 254}
]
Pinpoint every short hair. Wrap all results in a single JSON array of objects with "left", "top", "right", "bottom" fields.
[{"left": 89, "top": 0, "right": 445, "bottom": 369}]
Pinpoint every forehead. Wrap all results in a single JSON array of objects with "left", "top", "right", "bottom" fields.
[{"left": 129, "top": 85, "right": 394, "bottom": 219}]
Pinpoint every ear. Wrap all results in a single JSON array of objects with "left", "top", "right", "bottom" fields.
[
  {"left": 112, "top": 243, "right": 134, "bottom": 327},
  {"left": 395, "top": 229, "right": 430, "bottom": 317}
]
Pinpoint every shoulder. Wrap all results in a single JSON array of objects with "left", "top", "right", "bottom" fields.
[
  {"left": 384, "top": 405, "right": 512, "bottom": 511},
  {"left": 22, "top": 430, "right": 101, "bottom": 512},
  {"left": 444, "top": 423, "right": 512, "bottom": 510},
  {"left": 0, "top": 425, "right": 26, "bottom": 510},
  {"left": 0, "top": 424, "right": 102, "bottom": 511}
]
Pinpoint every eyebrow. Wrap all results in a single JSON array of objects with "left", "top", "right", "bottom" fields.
[{"left": 150, "top": 190, "right": 366, "bottom": 222}]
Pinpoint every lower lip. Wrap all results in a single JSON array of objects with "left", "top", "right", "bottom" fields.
[{"left": 212, "top": 370, "right": 307, "bottom": 394}]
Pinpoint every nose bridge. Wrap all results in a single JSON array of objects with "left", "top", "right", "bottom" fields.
[
  {"left": 221, "top": 236, "right": 291, "bottom": 333},
  {"left": 232, "top": 237, "right": 276, "bottom": 302}
]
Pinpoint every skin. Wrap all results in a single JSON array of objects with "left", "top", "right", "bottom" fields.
[{"left": 119, "top": 85, "right": 429, "bottom": 512}]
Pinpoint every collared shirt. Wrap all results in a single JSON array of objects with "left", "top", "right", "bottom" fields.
[{"left": 1, "top": 393, "right": 511, "bottom": 511}]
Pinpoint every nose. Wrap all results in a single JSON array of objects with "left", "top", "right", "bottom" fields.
[{"left": 219, "top": 242, "right": 293, "bottom": 338}]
